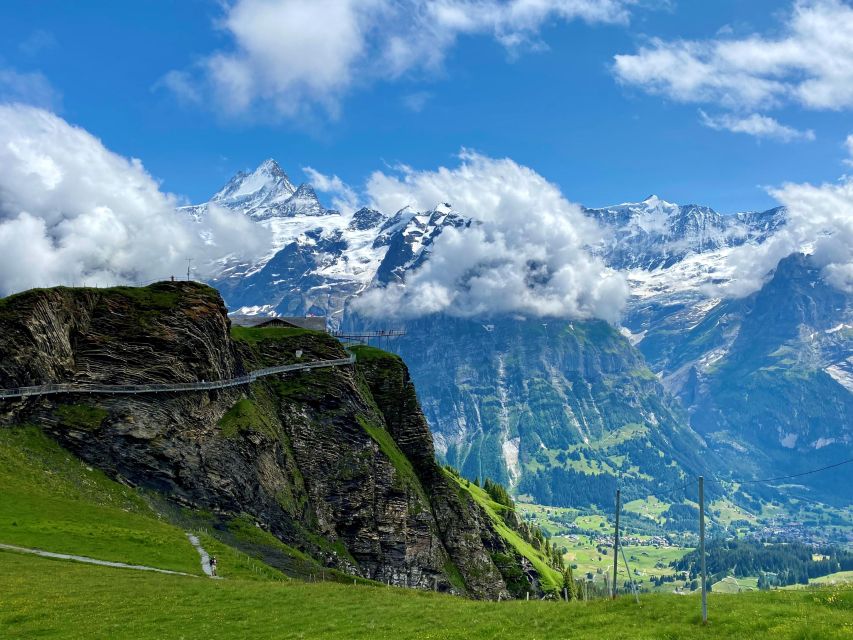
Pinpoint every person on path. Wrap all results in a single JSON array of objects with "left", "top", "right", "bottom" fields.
[{"left": 210, "top": 555, "right": 217, "bottom": 577}]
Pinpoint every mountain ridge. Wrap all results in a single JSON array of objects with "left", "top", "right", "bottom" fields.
[{"left": 180, "top": 159, "right": 851, "bottom": 506}]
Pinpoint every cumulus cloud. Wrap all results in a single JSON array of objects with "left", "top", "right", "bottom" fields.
[
  {"left": 0, "top": 104, "right": 268, "bottom": 295},
  {"left": 719, "top": 140, "right": 853, "bottom": 297},
  {"left": 164, "top": 0, "right": 636, "bottom": 118},
  {"left": 613, "top": 1, "right": 853, "bottom": 111},
  {"left": 353, "top": 151, "right": 629, "bottom": 322},
  {"left": 698, "top": 110, "right": 815, "bottom": 142}
]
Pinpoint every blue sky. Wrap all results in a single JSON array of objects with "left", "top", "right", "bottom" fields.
[{"left": 2, "top": 0, "right": 852, "bottom": 213}]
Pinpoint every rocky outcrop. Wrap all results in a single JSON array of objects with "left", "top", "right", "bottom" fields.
[
  {"left": 356, "top": 348, "right": 512, "bottom": 597},
  {"left": 0, "top": 281, "right": 529, "bottom": 598}
]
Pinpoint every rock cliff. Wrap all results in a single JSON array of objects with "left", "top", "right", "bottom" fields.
[
  {"left": 0, "top": 281, "right": 552, "bottom": 598},
  {"left": 378, "top": 314, "right": 710, "bottom": 506}
]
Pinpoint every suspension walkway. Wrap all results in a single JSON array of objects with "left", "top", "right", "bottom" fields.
[{"left": 0, "top": 355, "right": 356, "bottom": 400}]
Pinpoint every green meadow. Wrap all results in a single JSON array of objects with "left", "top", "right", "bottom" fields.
[
  {"left": 1, "top": 423, "right": 851, "bottom": 639},
  {"left": 2, "top": 552, "right": 851, "bottom": 640}
]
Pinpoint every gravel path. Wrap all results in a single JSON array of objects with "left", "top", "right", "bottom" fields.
[
  {"left": 185, "top": 532, "right": 217, "bottom": 578},
  {"left": 0, "top": 542, "right": 195, "bottom": 576},
  {"left": 1, "top": 533, "right": 220, "bottom": 579}
]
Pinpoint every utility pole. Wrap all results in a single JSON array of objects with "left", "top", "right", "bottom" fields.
[
  {"left": 186, "top": 257, "right": 193, "bottom": 281},
  {"left": 699, "top": 476, "right": 708, "bottom": 624},
  {"left": 612, "top": 487, "right": 621, "bottom": 599}
]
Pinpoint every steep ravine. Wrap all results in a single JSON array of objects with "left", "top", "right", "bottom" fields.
[{"left": 0, "top": 281, "right": 552, "bottom": 598}]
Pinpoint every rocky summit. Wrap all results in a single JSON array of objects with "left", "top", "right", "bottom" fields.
[{"left": 0, "top": 281, "right": 564, "bottom": 598}]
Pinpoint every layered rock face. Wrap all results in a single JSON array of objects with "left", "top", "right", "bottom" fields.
[
  {"left": 638, "top": 254, "right": 853, "bottom": 500},
  {"left": 0, "top": 282, "right": 533, "bottom": 598},
  {"left": 381, "top": 314, "right": 710, "bottom": 506}
]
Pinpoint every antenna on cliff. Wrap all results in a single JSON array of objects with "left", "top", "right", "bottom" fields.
[{"left": 186, "top": 258, "right": 193, "bottom": 282}]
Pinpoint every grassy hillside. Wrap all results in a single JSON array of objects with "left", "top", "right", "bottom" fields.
[
  {"left": 0, "top": 426, "right": 201, "bottom": 574},
  {"left": 447, "top": 472, "right": 564, "bottom": 592},
  {"left": 0, "top": 425, "right": 298, "bottom": 581},
  {"left": 2, "top": 552, "right": 851, "bottom": 639},
  {"left": 811, "top": 571, "right": 853, "bottom": 586},
  {"left": 1, "top": 415, "right": 851, "bottom": 638}
]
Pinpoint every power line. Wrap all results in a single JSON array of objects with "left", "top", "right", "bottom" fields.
[
  {"left": 651, "top": 457, "right": 853, "bottom": 504},
  {"left": 649, "top": 458, "right": 853, "bottom": 514},
  {"left": 710, "top": 457, "right": 853, "bottom": 487},
  {"left": 645, "top": 477, "right": 700, "bottom": 506}
]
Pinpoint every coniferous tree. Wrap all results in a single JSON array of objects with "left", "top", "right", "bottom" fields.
[{"left": 563, "top": 565, "right": 579, "bottom": 600}]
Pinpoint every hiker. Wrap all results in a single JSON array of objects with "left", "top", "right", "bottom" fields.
[{"left": 210, "top": 555, "right": 217, "bottom": 577}]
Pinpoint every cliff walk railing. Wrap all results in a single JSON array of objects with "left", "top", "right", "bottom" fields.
[{"left": 0, "top": 355, "right": 356, "bottom": 399}]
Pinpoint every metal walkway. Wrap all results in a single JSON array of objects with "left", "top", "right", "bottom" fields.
[{"left": 0, "top": 355, "right": 356, "bottom": 399}]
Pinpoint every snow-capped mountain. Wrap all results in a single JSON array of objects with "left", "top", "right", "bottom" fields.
[
  {"left": 373, "top": 203, "right": 470, "bottom": 284},
  {"left": 595, "top": 198, "right": 851, "bottom": 499},
  {"left": 189, "top": 161, "right": 793, "bottom": 324},
  {"left": 587, "top": 195, "right": 785, "bottom": 270},
  {"left": 184, "top": 160, "right": 470, "bottom": 322},
  {"left": 213, "top": 158, "right": 296, "bottom": 210},
  {"left": 180, "top": 158, "right": 334, "bottom": 222},
  {"left": 182, "top": 159, "right": 851, "bottom": 502},
  {"left": 587, "top": 195, "right": 787, "bottom": 304}
]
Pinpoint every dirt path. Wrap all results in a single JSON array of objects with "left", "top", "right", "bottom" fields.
[
  {"left": 0, "top": 542, "right": 195, "bottom": 576},
  {"left": 1, "top": 534, "right": 221, "bottom": 579},
  {"left": 185, "top": 532, "right": 217, "bottom": 578}
]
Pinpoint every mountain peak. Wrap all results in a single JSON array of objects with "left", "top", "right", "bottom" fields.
[
  {"left": 640, "top": 194, "right": 678, "bottom": 210},
  {"left": 211, "top": 159, "right": 296, "bottom": 205},
  {"left": 292, "top": 183, "right": 318, "bottom": 198},
  {"left": 257, "top": 158, "right": 285, "bottom": 175},
  {"left": 349, "top": 207, "right": 386, "bottom": 231}
]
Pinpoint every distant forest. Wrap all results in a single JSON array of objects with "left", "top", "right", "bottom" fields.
[{"left": 673, "top": 539, "right": 853, "bottom": 587}]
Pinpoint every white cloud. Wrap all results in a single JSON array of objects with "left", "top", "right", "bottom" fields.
[
  {"left": 613, "top": 0, "right": 853, "bottom": 110},
  {"left": 719, "top": 139, "right": 853, "bottom": 297},
  {"left": 164, "top": 0, "right": 636, "bottom": 118},
  {"left": 302, "top": 166, "right": 361, "bottom": 215},
  {"left": 0, "top": 104, "right": 268, "bottom": 295},
  {"left": 0, "top": 67, "right": 61, "bottom": 110},
  {"left": 354, "top": 150, "right": 629, "bottom": 322},
  {"left": 698, "top": 110, "right": 815, "bottom": 142}
]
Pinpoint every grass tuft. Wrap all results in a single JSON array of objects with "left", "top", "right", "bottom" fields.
[
  {"left": 217, "top": 398, "right": 276, "bottom": 439},
  {"left": 230, "top": 325, "right": 319, "bottom": 344},
  {"left": 54, "top": 404, "right": 108, "bottom": 430}
]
